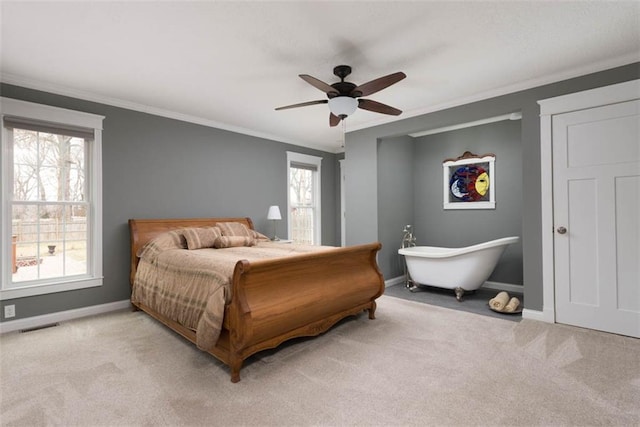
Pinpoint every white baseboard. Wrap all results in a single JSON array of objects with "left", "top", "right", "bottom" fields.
[
  {"left": 481, "top": 281, "right": 523, "bottom": 293},
  {"left": 384, "top": 276, "right": 404, "bottom": 288},
  {"left": 522, "top": 307, "right": 555, "bottom": 323},
  {"left": 0, "top": 299, "right": 131, "bottom": 334},
  {"left": 384, "top": 276, "right": 406, "bottom": 288}
]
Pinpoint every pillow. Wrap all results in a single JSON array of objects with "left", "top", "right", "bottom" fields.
[
  {"left": 213, "top": 235, "right": 256, "bottom": 249},
  {"left": 137, "top": 230, "right": 186, "bottom": 261},
  {"left": 217, "top": 221, "right": 253, "bottom": 238},
  {"left": 183, "top": 226, "right": 222, "bottom": 250},
  {"left": 251, "top": 230, "right": 271, "bottom": 242}
]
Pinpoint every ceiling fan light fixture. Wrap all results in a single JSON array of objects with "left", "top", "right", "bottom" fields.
[
  {"left": 328, "top": 96, "right": 358, "bottom": 118},
  {"left": 276, "top": 66, "right": 405, "bottom": 126}
]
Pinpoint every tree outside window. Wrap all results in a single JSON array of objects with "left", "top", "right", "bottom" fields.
[
  {"left": 11, "top": 127, "right": 89, "bottom": 282},
  {"left": 287, "top": 152, "right": 321, "bottom": 245},
  {"left": 289, "top": 166, "right": 315, "bottom": 244}
]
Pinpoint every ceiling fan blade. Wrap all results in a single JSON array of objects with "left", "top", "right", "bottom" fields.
[
  {"left": 350, "top": 72, "right": 406, "bottom": 97},
  {"left": 358, "top": 99, "right": 402, "bottom": 116},
  {"left": 330, "top": 113, "right": 342, "bottom": 127},
  {"left": 275, "top": 99, "right": 328, "bottom": 111},
  {"left": 299, "top": 74, "right": 340, "bottom": 96}
]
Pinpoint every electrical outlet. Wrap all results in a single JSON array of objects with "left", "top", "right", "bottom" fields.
[{"left": 4, "top": 305, "right": 15, "bottom": 319}]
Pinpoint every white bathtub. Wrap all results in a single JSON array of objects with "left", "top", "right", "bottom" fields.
[{"left": 398, "top": 236, "right": 519, "bottom": 300}]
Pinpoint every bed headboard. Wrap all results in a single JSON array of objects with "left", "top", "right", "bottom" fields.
[{"left": 128, "top": 217, "right": 254, "bottom": 286}]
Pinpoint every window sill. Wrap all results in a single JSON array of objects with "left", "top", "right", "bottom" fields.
[{"left": 0, "top": 277, "right": 103, "bottom": 300}]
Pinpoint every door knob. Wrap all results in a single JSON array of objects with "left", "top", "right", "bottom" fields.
[{"left": 556, "top": 226, "right": 567, "bottom": 234}]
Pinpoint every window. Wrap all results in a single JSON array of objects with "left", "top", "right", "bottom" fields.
[
  {"left": 1, "top": 97, "right": 104, "bottom": 300},
  {"left": 287, "top": 151, "right": 322, "bottom": 244}
]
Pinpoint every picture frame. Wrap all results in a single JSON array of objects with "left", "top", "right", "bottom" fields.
[{"left": 443, "top": 151, "right": 495, "bottom": 210}]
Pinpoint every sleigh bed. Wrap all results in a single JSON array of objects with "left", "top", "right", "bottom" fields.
[{"left": 129, "top": 217, "right": 384, "bottom": 382}]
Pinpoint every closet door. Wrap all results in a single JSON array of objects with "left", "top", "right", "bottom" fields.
[{"left": 552, "top": 99, "right": 639, "bottom": 338}]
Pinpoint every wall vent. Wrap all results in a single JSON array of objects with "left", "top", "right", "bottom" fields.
[{"left": 20, "top": 323, "right": 59, "bottom": 333}]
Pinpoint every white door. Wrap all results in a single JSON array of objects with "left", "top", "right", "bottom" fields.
[{"left": 552, "top": 99, "right": 639, "bottom": 338}]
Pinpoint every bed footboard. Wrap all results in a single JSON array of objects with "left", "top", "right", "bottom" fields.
[{"left": 224, "top": 242, "right": 384, "bottom": 382}]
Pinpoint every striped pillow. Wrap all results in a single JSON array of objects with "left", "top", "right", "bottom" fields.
[
  {"left": 217, "top": 222, "right": 253, "bottom": 238},
  {"left": 213, "top": 235, "right": 256, "bottom": 248},
  {"left": 183, "top": 227, "right": 222, "bottom": 250}
]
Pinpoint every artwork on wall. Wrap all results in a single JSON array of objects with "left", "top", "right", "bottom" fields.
[{"left": 443, "top": 151, "right": 495, "bottom": 210}]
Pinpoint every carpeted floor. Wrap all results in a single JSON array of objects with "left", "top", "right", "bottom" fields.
[
  {"left": 384, "top": 283, "right": 524, "bottom": 321},
  {"left": 1, "top": 295, "right": 638, "bottom": 426}
]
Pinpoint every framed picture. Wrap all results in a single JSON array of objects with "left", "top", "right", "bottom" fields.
[{"left": 443, "top": 151, "right": 495, "bottom": 210}]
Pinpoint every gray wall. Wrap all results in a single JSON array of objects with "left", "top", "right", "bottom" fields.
[
  {"left": 335, "top": 152, "right": 345, "bottom": 245},
  {"left": 377, "top": 136, "right": 414, "bottom": 278},
  {"left": 1, "top": 84, "right": 339, "bottom": 322},
  {"left": 345, "top": 62, "right": 640, "bottom": 311},
  {"left": 412, "top": 119, "right": 523, "bottom": 284}
]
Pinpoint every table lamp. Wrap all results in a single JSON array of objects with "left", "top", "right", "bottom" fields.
[{"left": 267, "top": 205, "right": 282, "bottom": 241}]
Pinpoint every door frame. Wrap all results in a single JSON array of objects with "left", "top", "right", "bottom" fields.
[{"left": 537, "top": 79, "right": 640, "bottom": 324}]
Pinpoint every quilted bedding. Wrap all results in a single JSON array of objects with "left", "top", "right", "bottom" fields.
[{"left": 132, "top": 233, "right": 332, "bottom": 351}]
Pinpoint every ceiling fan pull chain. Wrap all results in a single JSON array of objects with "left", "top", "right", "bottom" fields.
[{"left": 342, "top": 120, "right": 347, "bottom": 148}]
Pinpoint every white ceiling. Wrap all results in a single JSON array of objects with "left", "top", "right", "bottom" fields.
[{"left": 1, "top": 1, "right": 639, "bottom": 153}]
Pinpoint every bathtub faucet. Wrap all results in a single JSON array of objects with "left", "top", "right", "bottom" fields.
[
  {"left": 401, "top": 225, "right": 416, "bottom": 248},
  {"left": 401, "top": 225, "right": 416, "bottom": 289}
]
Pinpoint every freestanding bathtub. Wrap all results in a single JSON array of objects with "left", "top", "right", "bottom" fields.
[{"left": 398, "top": 236, "right": 519, "bottom": 301}]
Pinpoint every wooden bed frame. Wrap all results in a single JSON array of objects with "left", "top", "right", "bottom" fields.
[{"left": 129, "top": 217, "right": 385, "bottom": 382}]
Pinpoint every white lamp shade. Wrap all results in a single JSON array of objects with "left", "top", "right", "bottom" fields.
[
  {"left": 328, "top": 96, "right": 358, "bottom": 117},
  {"left": 267, "top": 205, "right": 282, "bottom": 220}
]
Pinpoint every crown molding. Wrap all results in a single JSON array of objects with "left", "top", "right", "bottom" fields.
[
  {"left": 348, "top": 53, "right": 640, "bottom": 133},
  {"left": 0, "top": 73, "right": 339, "bottom": 154}
]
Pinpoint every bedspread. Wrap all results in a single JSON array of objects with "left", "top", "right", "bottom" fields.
[{"left": 132, "top": 241, "right": 332, "bottom": 351}]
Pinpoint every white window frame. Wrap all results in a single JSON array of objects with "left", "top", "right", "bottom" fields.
[
  {"left": 0, "top": 97, "right": 104, "bottom": 300},
  {"left": 286, "top": 151, "right": 322, "bottom": 244}
]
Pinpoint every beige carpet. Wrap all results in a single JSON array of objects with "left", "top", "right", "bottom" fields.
[{"left": 1, "top": 295, "right": 638, "bottom": 426}]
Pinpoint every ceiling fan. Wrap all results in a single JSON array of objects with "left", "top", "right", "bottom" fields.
[{"left": 275, "top": 65, "right": 406, "bottom": 127}]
